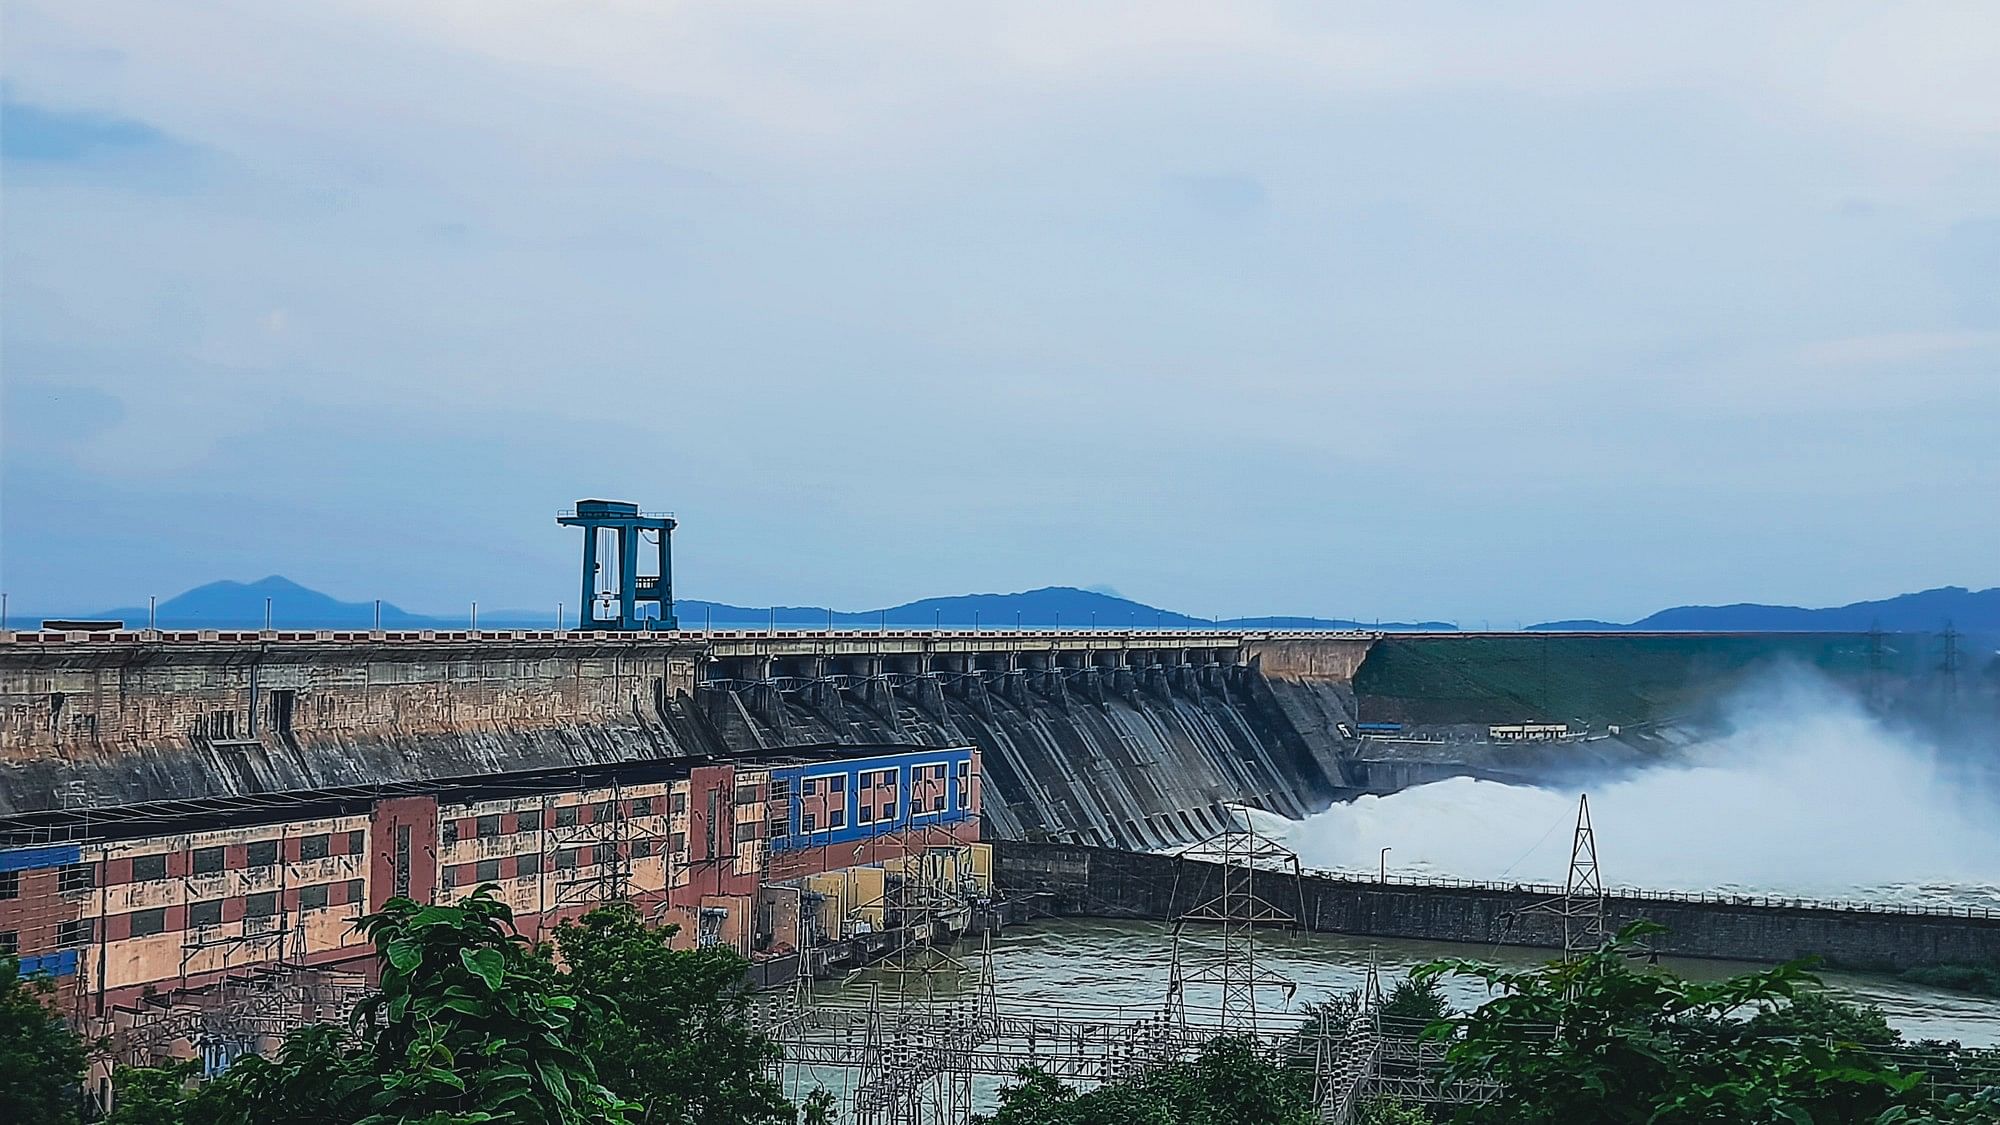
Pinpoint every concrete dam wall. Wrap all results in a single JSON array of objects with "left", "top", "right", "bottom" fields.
[
  {"left": 0, "top": 629, "right": 1376, "bottom": 849},
  {"left": 995, "top": 842, "right": 2000, "bottom": 972}
]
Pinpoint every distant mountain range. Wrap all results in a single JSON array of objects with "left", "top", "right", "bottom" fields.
[
  {"left": 62, "top": 577, "right": 1444, "bottom": 632},
  {"left": 1526, "top": 586, "right": 1999, "bottom": 634},
  {"left": 25, "top": 576, "right": 1996, "bottom": 635}
]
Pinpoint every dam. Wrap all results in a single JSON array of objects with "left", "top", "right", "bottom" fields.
[
  {"left": 0, "top": 625, "right": 1373, "bottom": 848},
  {"left": 3, "top": 617, "right": 1993, "bottom": 1101}
]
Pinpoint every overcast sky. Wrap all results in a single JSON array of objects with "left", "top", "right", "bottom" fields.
[{"left": 3, "top": 2, "right": 1996, "bottom": 624}]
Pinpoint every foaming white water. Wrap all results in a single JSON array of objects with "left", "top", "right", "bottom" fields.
[{"left": 1278, "top": 675, "right": 2000, "bottom": 910}]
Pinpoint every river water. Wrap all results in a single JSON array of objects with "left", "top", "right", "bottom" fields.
[
  {"left": 971, "top": 918, "right": 2000, "bottom": 1047},
  {"left": 787, "top": 917, "right": 1997, "bottom": 1117}
]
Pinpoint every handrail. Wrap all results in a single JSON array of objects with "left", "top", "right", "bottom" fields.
[{"left": 1293, "top": 864, "right": 2000, "bottom": 920}]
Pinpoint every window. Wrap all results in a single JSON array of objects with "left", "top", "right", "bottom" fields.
[
  {"left": 631, "top": 839, "right": 653, "bottom": 859},
  {"left": 555, "top": 806, "right": 580, "bottom": 828},
  {"left": 801, "top": 813, "right": 817, "bottom": 835},
  {"left": 912, "top": 763, "right": 947, "bottom": 816},
  {"left": 192, "top": 846, "right": 225, "bottom": 874},
  {"left": 0, "top": 931, "right": 16, "bottom": 954},
  {"left": 670, "top": 833, "right": 687, "bottom": 855},
  {"left": 733, "top": 822, "right": 761, "bottom": 845},
  {"left": 189, "top": 900, "right": 222, "bottom": 927},
  {"left": 474, "top": 860, "right": 501, "bottom": 883},
  {"left": 129, "top": 908, "right": 167, "bottom": 938},
  {"left": 475, "top": 815, "right": 501, "bottom": 839},
  {"left": 801, "top": 778, "right": 818, "bottom": 797},
  {"left": 57, "top": 919, "right": 94, "bottom": 947},
  {"left": 858, "top": 769, "right": 898, "bottom": 826},
  {"left": 671, "top": 792, "right": 688, "bottom": 815},
  {"left": 245, "top": 892, "right": 277, "bottom": 919},
  {"left": 734, "top": 783, "right": 761, "bottom": 805},
  {"left": 441, "top": 867, "right": 456, "bottom": 892},
  {"left": 131, "top": 854, "right": 168, "bottom": 882},
  {"left": 630, "top": 797, "right": 654, "bottom": 817},
  {"left": 516, "top": 809, "right": 542, "bottom": 832},
  {"left": 593, "top": 801, "right": 614, "bottom": 823},
  {"left": 441, "top": 820, "right": 460, "bottom": 846},
  {"left": 827, "top": 804, "right": 847, "bottom": 830},
  {"left": 516, "top": 853, "right": 541, "bottom": 878},
  {"left": 59, "top": 863, "right": 94, "bottom": 893},
  {"left": 394, "top": 826, "right": 412, "bottom": 898},
  {"left": 246, "top": 840, "right": 278, "bottom": 867},
  {"left": 301, "top": 834, "right": 330, "bottom": 861},
  {"left": 270, "top": 688, "right": 295, "bottom": 735},
  {"left": 300, "top": 884, "right": 330, "bottom": 910},
  {"left": 344, "top": 879, "right": 364, "bottom": 905},
  {"left": 957, "top": 761, "right": 971, "bottom": 810},
  {"left": 828, "top": 774, "right": 846, "bottom": 793},
  {"left": 0, "top": 871, "right": 18, "bottom": 900},
  {"left": 555, "top": 849, "right": 579, "bottom": 870},
  {"left": 347, "top": 830, "right": 366, "bottom": 855}
]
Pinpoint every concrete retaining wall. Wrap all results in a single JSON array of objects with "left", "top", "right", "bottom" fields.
[{"left": 993, "top": 841, "right": 2000, "bottom": 972}]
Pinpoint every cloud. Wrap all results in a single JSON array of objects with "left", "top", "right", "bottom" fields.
[
  {"left": 2, "top": 1, "right": 1997, "bottom": 625},
  {"left": 0, "top": 98, "right": 171, "bottom": 162},
  {"left": 1799, "top": 330, "right": 2000, "bottom": 368}
]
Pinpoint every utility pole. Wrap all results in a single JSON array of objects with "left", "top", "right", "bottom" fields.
[
  {"left": 1940, "top": 621, "right": 1961, "bottom": 715},
  {"left": 1867, "top": 620, "right": 1885, "bottom": 712}
]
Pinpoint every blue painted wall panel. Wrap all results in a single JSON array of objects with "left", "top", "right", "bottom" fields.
[
  {"left": 14, "top": 950, "right": 79, "bottom": 978},
  {"left": 0, "top": 843, "right": 82, "bottom": 873},
  {"left": 768, "top": 747, "right": 973, "bottom": 853}
]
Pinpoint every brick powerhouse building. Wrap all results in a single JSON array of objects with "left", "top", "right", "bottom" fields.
[{"left": 0, "top": 744, "right": 982, "bottom": 1071}]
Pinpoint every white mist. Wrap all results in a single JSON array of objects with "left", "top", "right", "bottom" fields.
[{"left": 1276, "top": 672, "right": 2000, "bottom": 910}]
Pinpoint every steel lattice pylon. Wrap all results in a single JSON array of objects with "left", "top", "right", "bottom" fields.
[
  {"left": 1165, "top": 808, "right": 1305, "bottom": 1037},
  {"left": 1562, "top": 793, "right": 1606, "bottom": 957}
]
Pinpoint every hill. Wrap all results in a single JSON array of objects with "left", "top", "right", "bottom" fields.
[
  {"left": 1526, "top": 586, "right": 2000, "bottom": 633},
  {"left": 96, "top": 577, "right": 438, "bottom": 629},
  {"left": 64, "top": 579, "right": 1437, "bottom": 631}
]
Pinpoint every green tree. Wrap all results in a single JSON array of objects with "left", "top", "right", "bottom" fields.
[
  {"left": 1357, "top": 1099, "right": 1435, "bottom": 1125},
  {"left": 1379, "top": 975, "right": 1447, "bottom": 1028},
  {"left": 197, "top": 888, "right": 635, "bottom": 1125},
  {"left": 553, "top": 902, "right": 791, "bottom": 1125},
  {"left": 0, "top": 955, "right": 89, "bottom": 1125},
  {"left": 1415, "top": 922, "right": 1934, "bottom": 1125},
  {"left": 981, "top": 1037, "right": 1315, "bottom": 1125},
  {"left": 105, "top": 1059, "right": 200, "bottom": 1125}
]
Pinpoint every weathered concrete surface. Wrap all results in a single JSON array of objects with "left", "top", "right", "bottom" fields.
[
  {"left": 0, "top": 634, "right": 706, "bottom": 814},
  {"left": 994, "top": 842, "right": 2000, "bottom": 972},
  {"left": 0, "top": 631, "right": 1378, "bottom": 845}
]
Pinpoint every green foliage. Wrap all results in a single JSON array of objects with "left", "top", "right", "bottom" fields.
[
  {"left": 105, "top": 1059, "right": 200, "bottom": 1125},
  {"left": 196, "top": 887, "right": 635, "bottom": 1125},
  {"left": 1415, "top": 921, "right": 1993, "bottom": 1125},
  {"left": 1380, "top": 974, "right": 1448, "bottom": 1028},
  {"left": 1356, "top": 1098, "right": 1435, "bottom": 1125},
  {"left": 979, "top": 1037, "right": 1315, "bottom": 1125},
  {"left": 553, "top": 902, "right": 791, "bottom": 1125},
  {"left": 797, "top": 1088, "right": 837, "bottom": 1125},
  {"left": 0, "top": 955, "right": 89, "bottom": 1125},
  {"left": 1899, "top": 965, "right": 2000, "bottom": 998}
]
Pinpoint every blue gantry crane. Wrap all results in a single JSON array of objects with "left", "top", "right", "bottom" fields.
[{"left": 556, "top": 500, "right": 676, "bottom": 630}]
